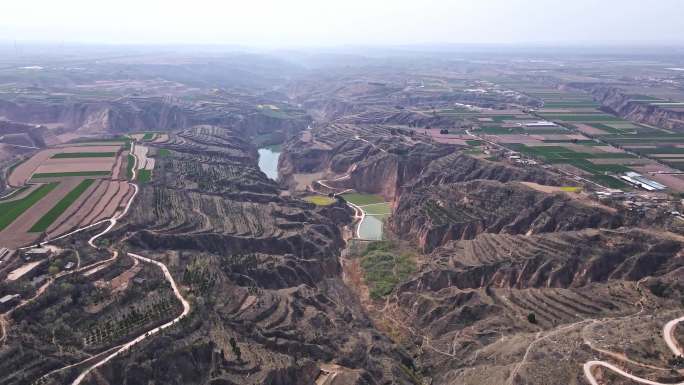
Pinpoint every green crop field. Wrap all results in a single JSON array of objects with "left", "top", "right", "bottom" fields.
[
  {"left": 634, "top": 147, "right": 684, "bottom": 154},
  {"left": 51, "top": 152, "right": 117, "bottom": 159},
  {"left": 30, "top": 179, "right": 95, "bottom": 232},
  {"left": 589, "top": 175, "right": 628, "bottom": 189},
  {"left": 137, "top": 169, "right": 152, "bottom": 183},
  {"left": 541, "top": 114, "right": 624, "bottom": 122},
  {"left": 143, "top": 133, "right": 155, "bottom": 140},
  {"left": 0, "top": 182, "right": 58, "bottom": 231},
  {"left": 477, "top": 126, "right": 567, "bottom": 135},
  {"left": 303, "top": 195, "right": 336, "bottom": 205},
  {"left": 32, "top": 171, "right": 111, "bottom": 178},
  {"left": 362, "top": 202, "right": 392, "bottom": 215},
  {"left": 341, "top": 193, "right": 385, "bottom": 206},
  {"left": 509, "top": 144, "right": 633, "bottom": 175}
]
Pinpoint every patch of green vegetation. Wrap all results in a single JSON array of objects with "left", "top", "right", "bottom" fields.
[
  {"left": 303, "top": 195, "right": 336, "bottom": 206},
  {"left": 465, "top": 140, "right": 483, "bottom": 146},
  {"left": 360, "top": 243, "right": 415, "bottom": 299},
  {"left": 51, "top": 152, "right": 116, "bottom": 159},
  {"left": 0, "top": 183, "right": 58, "bottom": 231},
  {"left": 560, "top": 159, "right": 632, "bottom": 174},
  {"left": 142, "top": 132, "right": 155, "bottom": 140},
  {"left": 464, "top": 149, "right": 484, "bottom": 155},
  {"left": 259, "top": 108, "right": 293, "bottom": 120},
  {"left": 589, "top": 174, "right": 628, "bottom": 189},
  {"left": 32, "top": 171, "right": 111, "bottom": 178},
  {"left": 362, "top": 202, "right": 392, "bottom": 215},
  {"left": 137, "top": 169, "right": 152, "bottom": 183},
  {"left": 341, "top": 193, "right": 385, "bottom": 206},
  {"left": 126, "top": 154, "right": 135, "bottom": 180},
  {"left": 560, "top": 186, "right": 582, "bottom": 193},
  {"left": 30, "top": 179, "right": 95, "bottom": 232},
  {"left": 157, "top": 148, "right": 171, "bottom": 157}
]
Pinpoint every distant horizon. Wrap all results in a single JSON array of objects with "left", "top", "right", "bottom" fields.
[{"left": 2, "top": 0, "right": 684, "bottom": 47}]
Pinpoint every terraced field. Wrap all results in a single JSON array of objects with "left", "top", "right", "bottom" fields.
[
  {"left": 29, "top": 179, "right": 95, "bottom": 232},
  {"left": 0, "top": 182, "right": 57, "bottom": 231},
  {"left": 0, "top": 141, "right": 133, "bottom": 247}
]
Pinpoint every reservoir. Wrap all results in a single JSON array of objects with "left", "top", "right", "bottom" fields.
[
  {"left": 257, "top": 145, "right": 281, "bottom": 180},
  {"left": 358, "top": 215, "right": 383, "bottom": 240}
]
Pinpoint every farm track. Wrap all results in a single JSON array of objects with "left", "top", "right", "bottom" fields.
[
  {"left": 2, "top": 143, "right": 179, "bottom": 384},
  {"left": 583, "top": 315, "right": 684, "bottom": 385},
  {"left": 69, "top": 252, "right": 190, "bottom": 385},
  {"left": 13, "top": 141, "right": 191, "bottom": 384}
]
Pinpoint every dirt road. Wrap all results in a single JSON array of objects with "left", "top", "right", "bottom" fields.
[{"left": 70, "top": 252, "right": 190, "bottom": 385}]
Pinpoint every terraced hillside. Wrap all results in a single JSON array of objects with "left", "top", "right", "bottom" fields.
[
  {"left": 389, "top": 179, "right": 622, "bottom": 252},
  {"left": 380, "top": 228, "right": 684, "bottom": 385},
  {"left": 278, "top": 117, "right": 684, "bottom": 385},
  {"left": 97, "top": 126, "right": 417, "bottom": 384}
]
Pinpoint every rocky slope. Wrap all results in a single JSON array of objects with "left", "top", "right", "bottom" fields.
[
  {"left": 388, "top": 179, "right": 621, "bottom": 252},
  {"left": 279, "top": 123, "right": 455, "bottom": 199}
]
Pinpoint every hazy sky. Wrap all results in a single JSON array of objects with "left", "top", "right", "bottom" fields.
[{"left": 1, "top": 0, "right": 683, "bottom": 46}]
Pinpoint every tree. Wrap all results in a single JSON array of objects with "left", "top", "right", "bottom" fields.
[
  {"left": 48, "top": 265, "right": 60, "bottom": 275},
  {"left": 527, "top": 313, "right": 537, "bottom": 324},
  {"left": 229, "top": 337, "right": 242, "bottom": 362}
]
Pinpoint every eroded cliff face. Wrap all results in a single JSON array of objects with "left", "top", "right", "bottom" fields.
[
  {"left": 388, "top": 180, "right": 621, "bottom": 253},
  {"left": 238, "top": 114, "right": 312, "bottom": 146},
  {"left": 279, "top": 124, "right": 455, "bottom": 200},
  {"left": 575, "top": 85, "right": 684, "bottom": 132},
  {"left": 0, "top": 98, "right": 192, "bottom": 133}
]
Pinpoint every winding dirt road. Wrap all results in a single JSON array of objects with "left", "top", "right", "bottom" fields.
[
  {"left": 583, "top": 315, "right": 684, "bottom": 385},
  {"left": 2, "top": 142, "right": 190, "bottom": 384},
  {"left": 70, "top": 252, "right": 191, "bottom": 385}
]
